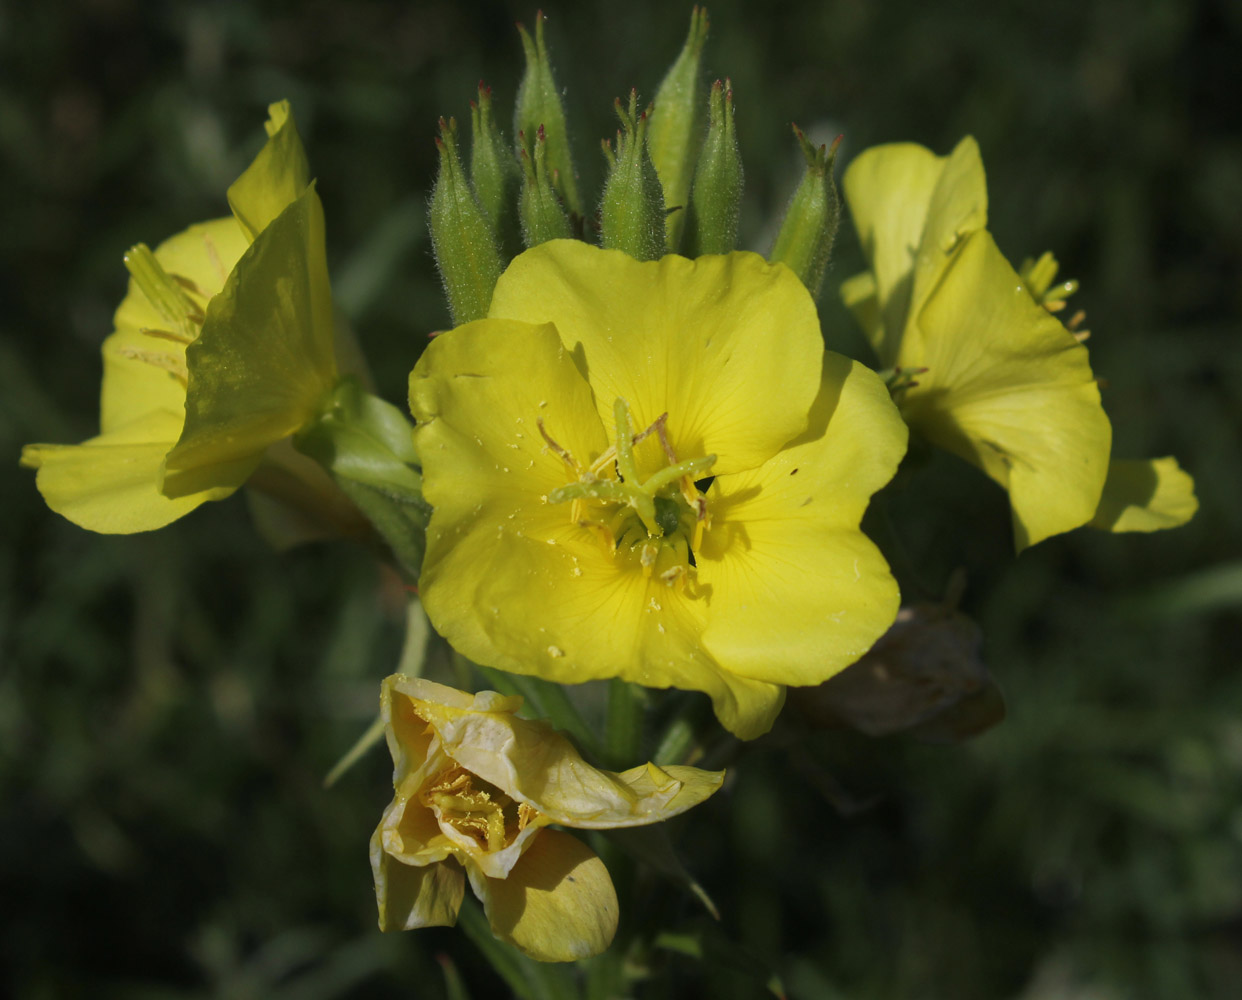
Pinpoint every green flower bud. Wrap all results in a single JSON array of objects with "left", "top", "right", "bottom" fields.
[
  {"left": 683, "top": 79, "right": 743, "bottom": 257},
  {"left": 470, "top": 82, "right": 520, "bottom": 258},
  {"left": 647, "top": 6, "right": 710, "bottom": 251},
  {"left": 294, "top": 377, "right": 430, "bottom": 578},
  {"left": 769, "top": 125, "right": 841, "bottom": 298},
  {"left": 599, "top": 91, "right": 666, "bottom": 262},
  {"left": 518, "top": 125, "right": 573, "bottom": 247},
  {"left": 515, "top": 12, "right": 582, "bottom": 217},
  {"left": 429, "top": 117, "right": 503, "bottom": 324}
]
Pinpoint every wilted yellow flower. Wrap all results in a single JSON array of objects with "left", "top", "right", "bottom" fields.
[
  {"left": 21, "top": 101, "right": 338, "bottom": 533},
  {"left": 371, "top": 674, "right": 723, "bottom": 962},
  {"left": 840, "top": 137, "right": 1113, "bottom": 549},
  {"left": 410, "top": 240, "right": 906, "bottom": 740}
]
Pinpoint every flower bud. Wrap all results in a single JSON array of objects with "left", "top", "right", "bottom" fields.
[
  {"left": 599, "top": 91, "right": 666, "bottom": 262},
  {"left": 683, "top": 79, "right": 743, "bottom": 257},
  {"left": 518, "top": 125, "right": 573, "bottom": 247},
  {"left": 515, "top": 12, "right": 582, "bottom": 216},
  {"left": 647, "top": 6, "right": 710, "bottom": 251},
  {"left": 470, "top": 82, "right": 520, "bottom": 258},
  {"left": 769, "top": 125, "right": 841, "bottom": 298},
  {"left": 429, "top": 117, "right": 503, "bottom": 324}
]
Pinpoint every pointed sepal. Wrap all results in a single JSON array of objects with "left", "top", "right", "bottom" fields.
[
  {"left": 518, "top": 125, "right": 573, "bottom": 247},
  {"left": 598, "top": 91, "right": 666, "bottom": 262}
]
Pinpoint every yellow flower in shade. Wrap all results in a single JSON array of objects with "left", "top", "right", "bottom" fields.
[
  {"left": 1018, "top": 251, "right": 1198, "bottom": 534},
  {"left": 840, "top": 137, "right": 1114, "bottom": 549},
  {"left": 410, "top": 240, "right": 907, "bottom": 740},
  {"left": 371, "top": 674, "right": 723, "bottom": 962},
  {"left": 21, "top": 101, "right": 338, "bottom": 533}
]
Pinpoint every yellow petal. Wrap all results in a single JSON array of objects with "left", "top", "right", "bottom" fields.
[
  {"left": 226, "top": 100, "right": 311, "bottom": 242},
  {"left": 20, "top": 410, "right": 244, "bottom": 533},
  {"left": 473, "top": 828, "right": 618, "bottom": 962},
  {"left": 841, "top": 137, "right": 987, "bottom": 367},
  {"left": 1090, "top": 457, "right": 1198, "bottom": 532},
  {"left": 371, "top": 826, "right": 464, "bottom": 931},
  {"left": 696, "top": 353, "right": 905, "bottom": 683},
  {"left": 409, "top": 318, "right": 609, "bottom": 515},
  {"left": 487, "top": 240, "right": 824, "bottom": 475},
  {"left": 103, "top": 218, "right": 248, "bottom": 432},
  {"left": 163, "top": 187, "right": 337, "bottom": 494},
  {"left": 904, "top": 230, "right": 1111, "bottom": 549}
]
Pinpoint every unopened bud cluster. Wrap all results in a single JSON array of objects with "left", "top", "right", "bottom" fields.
[{"left": 428, "top": 7, "right": 842, "bottom": 322}]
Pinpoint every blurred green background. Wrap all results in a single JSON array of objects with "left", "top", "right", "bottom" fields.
[{"left": 2, "top": 0, "right": 1240, "bottom": 996}]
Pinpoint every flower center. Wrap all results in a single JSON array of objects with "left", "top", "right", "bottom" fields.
[
  {"left": 421, "top": 764, "right": 538, "bottom": 854},
  {"left": 541, "top": 398, "right": 715, "bottom": 589},
  {"left": 119, "top": 243, "right": 213, "bottom": 388}
]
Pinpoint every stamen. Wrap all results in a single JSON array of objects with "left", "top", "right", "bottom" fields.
[
  {"left": 118, "top": 347, "right": 189, "bottom": 388},
  {"left": 140, "top": 327, "right": 194, "bottom": 346},
  {"left": 537, "top": 418, "right": 579, "bottom": 472},
  {"left": 123, "top": 244, "right": 199, "bottom": 341}
]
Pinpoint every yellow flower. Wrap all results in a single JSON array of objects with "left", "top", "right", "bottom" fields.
[
  {"left": 409, "top": 240, "right": 906, "bottom": 740},
  {"left": 840, "top": 137, "right": 1113, "bottom": 549},
  {"left": 1018, "top": 252, "right": 1198, "bottom": 534},
  {"left": 371, "top": 674, "right": 723, "bottom": 962},
  {"left": 21, "top": 101, "right": 338, "bottom": 533}
]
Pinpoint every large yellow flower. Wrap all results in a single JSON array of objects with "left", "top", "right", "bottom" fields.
[
  {"left": 409, "top": 240, "right": 907, "bottom": 740},
  {"left": 371, "top": 674, "right": 723, "bottom": 962},
  {"left": 21, "top": 101, "right": 338, "bottom": 533},
  {"left": 840, "top": 137, "right": 1113, "bottom": 549}
]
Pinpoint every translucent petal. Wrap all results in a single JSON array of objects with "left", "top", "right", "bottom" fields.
[
  {"left": 905, "top": 230, "right": 1111, "bottom": 549},
  {"left": 697, "top": 354, "right": 905, "bottom": 682},
  {"left": 163, "top": 187, "right": 337, "bottom": 494},
  {"left": 390, "top": 676, "right": 725, "bottom": 827},
  {"left": 1090, "top": 457, "right": 1198, "bottom": 532},
  {"left": 487, "top": 240, "right": 823, "bottom": 475},
  {"left": 103, "top": 218, "right": 247, "bottom": 432},
  {"left": 226, "top": 100, "right": 311, "bottom": 242},
  {"left": 472, "top": 828, "right": 618, "bottom": 962}
]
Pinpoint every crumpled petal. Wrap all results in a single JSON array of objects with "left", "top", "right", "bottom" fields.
[
  {"left": 471, "top": 828, "right": 618, "bottom": 963},
  {"left": 387, "top": 675, "right": 725, "bottom": 828},
  {"left": 371, "top": 828, "right": 465, "bottom": 932},
  {"left": 487, "top": 240, "right": 824, "bottom": 476},
  {"left": 905, "top": 230, "right": 1111, "bottom": 549},
  {"left": 697, "top": 353, "right": 906, "bottom": 682},
  {"left": 1090, "top": 457, "right": 1198, "bottom": 532}
]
